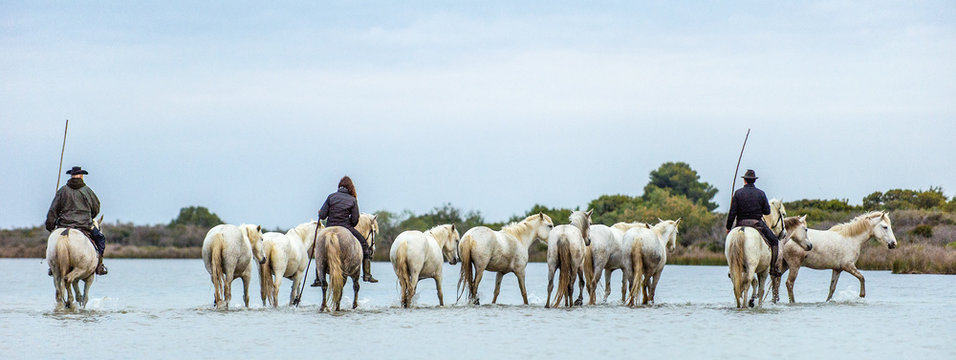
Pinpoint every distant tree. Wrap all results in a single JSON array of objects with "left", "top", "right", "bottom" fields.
[
  {"left": 587, "top": 194, "right": 640, "bottom": 224},
  {"left": 169, "top": 206, "right": 224, "bottom": 228},
  {"left": 645, "top": 162, "right": 719, "bottom": 211},
  {"left": 862, "top": 187, "right": 948, "bottom": 211}
]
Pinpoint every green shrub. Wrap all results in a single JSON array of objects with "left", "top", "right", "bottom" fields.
[{"left": 911, "top": 224, "right": 934, "bottom": 238}]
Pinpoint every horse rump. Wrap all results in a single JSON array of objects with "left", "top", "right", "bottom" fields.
[{"left": 324, "top": 231, "right": 345, "bottom": 310}]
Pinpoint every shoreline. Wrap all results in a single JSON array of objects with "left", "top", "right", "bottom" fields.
[{"left": 5, "top": 243, "right": 953, "bottom": 274}]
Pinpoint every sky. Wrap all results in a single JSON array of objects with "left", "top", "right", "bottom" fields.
[{"left": 1, "top": 1, "right": 954, "bottom": 229}]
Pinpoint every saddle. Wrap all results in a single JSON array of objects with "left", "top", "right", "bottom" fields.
[
  {"left": 60, "top": 227, "right": 99, "bottom": 251},
  {"left": 735, "top": 219, "right": 772, "bottom": 247}
]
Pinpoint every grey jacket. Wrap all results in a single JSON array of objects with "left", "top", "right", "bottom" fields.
[
  {"left": 45, "top": 178, "right": 100, "bottom": 231},
  {"left": 319, "top": 186, "right": 360, "bottom": 228}
]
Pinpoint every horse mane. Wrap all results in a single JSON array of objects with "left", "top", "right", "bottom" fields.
[
  {"left": 828, "top": 211, "right": 884, "bottom": 237},
  {"left": 501, "top": 214, "right": 552, "bottom": 238},
  {"left": 425, "top": 224, "right": 453, "bottom": 242},
  {"left": 782, "top": 216, "right": 804, "bottom": 231}
]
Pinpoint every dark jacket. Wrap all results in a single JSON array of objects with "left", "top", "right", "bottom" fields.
[
  {"left": 45, "top": 178, "right": 100, "bottom": 231},
  {"left": 726, "top": 183, "right": 770, "bottom": 230},
  {"left": 319, "top": 186, "right": 360, "bottom": 228}
]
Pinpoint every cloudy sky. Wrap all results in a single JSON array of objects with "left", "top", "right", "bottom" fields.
[{"left": 2, "top": 1, "right": 954, "bottom": 229}]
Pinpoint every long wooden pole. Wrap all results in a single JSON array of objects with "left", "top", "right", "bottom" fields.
[
  {"left": 293, "top": 221, "right": 321, "bottom": 307},
  {"left": 55, "top": 120, "right": 69, "bottom": 193},
  {"left": 730, "top": 128, "right": 751, "bottom": 201}
]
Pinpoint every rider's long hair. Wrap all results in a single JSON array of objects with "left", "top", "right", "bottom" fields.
[{"left": 338, "top": 176, "right": 357, "bottom": 198}]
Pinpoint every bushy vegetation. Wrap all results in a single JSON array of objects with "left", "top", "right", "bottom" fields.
[{"left": 4, "top": 163, "right": 955, "bottom": 274}]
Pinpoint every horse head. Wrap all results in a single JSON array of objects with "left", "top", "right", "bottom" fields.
[
  {"left": 243, "top": 224, "right": 266, "bottom": 264},
  {"left": 534, "top": 212, "right": 555, "bottom": 243},
  {"left": 359, "top": 213, "right": 379, "bottom": 253},
  {"left": 93, "top": 215, "right": 104, "bottom": 231},
  {"left": 784, "top": 215, "right": 812, "bottom": 251},
  {"left": 443, "top": 224, "right": 461, "bottom": 265},
  {"left": 871, "top": 212, "right": 898, "bottom": 249},
  {"left": 654, "top": 218, "right": 681, "bottom": 252},
  {"left": 569, "top": 210, "right": 593, "bottom": 246}
]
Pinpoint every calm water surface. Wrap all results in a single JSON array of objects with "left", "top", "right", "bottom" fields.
[{"left": 0, "top": 259, "right": 952, "bottom": 359}]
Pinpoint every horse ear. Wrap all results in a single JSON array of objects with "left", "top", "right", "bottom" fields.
[
  {"left": 657, "top": 217, "right": 664, "bottom": 223},
  {"left": 676, "top": 217, "right": 682, "bottom": 225},
  {"left": 800, "top": 214, "right": 807, "bottom": 222},
  {"left": 256, "top": 225, "right": 262, "bottom": 232},
  {"left": 585, "top": 209, "right": 593, "bottom": 218},
  {"left": 96, "top": 215, "right": 104, "bottom": 226},
  {"left": 645, "top": 223, "right": 651, "bottom": 229},
  {"left": 451, "top": 223, "right": 456, "bottom": 232},
  {"left": 538, "top": 212, "right": 544, "bottom": 219},
  {"left": 371, "top": 214, "right": 378, "bottom": 221}
]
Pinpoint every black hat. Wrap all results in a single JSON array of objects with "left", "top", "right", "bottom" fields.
[
  {"left": 741, "top": 169, "right": 757, "bottom": 180},
  {"left": 66, "top": 166, "right": 89, "bottom": 175}
]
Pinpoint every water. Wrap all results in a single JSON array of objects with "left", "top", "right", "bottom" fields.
[{"left": 1, "top": 259, "right": 953, "bottom": 359}]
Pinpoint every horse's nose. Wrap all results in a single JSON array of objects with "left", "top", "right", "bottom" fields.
[
  {"left": 889, "top": 242, "right": 897, "bottom": 249},
  {"left": 806, "top": 243, "right": 813, "bottom": 251}
]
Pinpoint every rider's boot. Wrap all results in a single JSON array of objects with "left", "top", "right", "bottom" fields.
[
  {"left": 95, "top": 254, "right": 108, "bottom": 275},
  {"left": 769, "top": 244, "right": 782, "bottom": 277},
  {"left": 362, "top": 257, "right": 378, "bottom": 283},
  {"left": 310, "top": 276, "right": 327, "bottom": 288}
]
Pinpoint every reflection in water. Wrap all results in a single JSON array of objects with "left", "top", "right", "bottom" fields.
[{"left": 2, "top": 259, "right": 953, "bottom": 358}]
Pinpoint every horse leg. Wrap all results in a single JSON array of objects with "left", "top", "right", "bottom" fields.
[
  {"left": 492, "top": 272, "right": 504, "bottom": 304},
  {"left": 516, "top": 270, "right": 530, "bottom": 305},
  {"left": 320, "top": 286, "right": 328, "bottom": 312},
  {"left": 352, "top": 275, "right": 360, "bottom": 309},
  {"left": 222, "top": 270, "right": 235, "bottom": 310},
  {"left": 472, "top": 266, "right": 486, "bottom": 305},
  {"left": 826, "top": 269, "right": 842, "bottom": 301},
  {"left": 756, "top": 271, "right": 768, "bottom": 307},
  {"left": 52, "top": 274, "right": 65, "bottom": 309},
  {"left": 786, "top": 266, "right": 800, "bottom": 304},
  {"left": 435, "top": 275, "right": 444, "bottom": 306},
  {"left": 241, "top": 273, "right": 251, "bottom": 308},
  {"left": 641, "top": 274, "right": 650, "bottom": 305},
  {"left": 545, "top": 265, "right": 555, "bottom": 308},
  {"left": 601, "top": 269, "right": 612, "bottom": 303},
  {"left": 290, "top": 272, "right": 302, "bottom": 306},
  {"left": 409, "top": 271, "right": 420, "bottom": 307},
  {"left": 844, "top": 264, "right": 865, "bottom": 298},
  {"left": 71, "top": 279, "right": 82, "bottom": 307},
  {"left": 649, "top": 272, "right": 662, "bottom": 305},
  {"left": 80, "top": 276, "right": 94, "bottom": 308},
  {"left": 575, "top": 268, "right": 585, "bottom": 306}
]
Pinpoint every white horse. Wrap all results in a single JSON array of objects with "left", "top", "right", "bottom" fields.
[
  {"left": 258, "top": 221, "right": 322, "bottom": 307},
  {"left": 202, "top": 223, "right": 266, "bottom": 310},
  {"left": 457, "top": 213, "right": 554, "bottom": 305},
  {"left": 726, "top": 215, "right": 812, "bottom": 308},
  {"left": 46, "top": 215, "right": 103, "bottom": 310},
  {"left": 778, "top": 211, "right": 897, "bottom": 303},
  {"left": 622, "top": 219, "right": 681, "bottom": 307},
  {"left": 390, "top": 224, "right": 460, "bottom": 307},
  {"left": 313, "top": 213, "right": 379, "bottom": 312},
  {"left": 581, "top": 221, "right": 647, "bottom": 304},
  {"left": 545, "top": 210, "right": 591, "bottom": 308}
]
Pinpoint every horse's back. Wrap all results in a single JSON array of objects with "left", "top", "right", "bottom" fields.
[{"left": 796, "top": 229, "right": 853, "bottom": 269}]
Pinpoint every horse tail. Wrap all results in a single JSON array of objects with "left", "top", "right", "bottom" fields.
[
  {"left": 552, "top": 234, "right": 573, "bottom": 307},
  {"left": 727, "top": 229, "right": 748, "bottom": 306},
  {"left": 55, "top": 233, "right": 71, "bottom": 279},
  {"left": 325, "top": 231, "right": 344, "bottom": 308},
  {"left": 456, "top": 234, "right": 473, "bottom": 303},
  {"left": 627, "top": 239, "right": 644, "bottom": 307},
  {"left": 210, "top": 233, "right": 226, "bottom": 308},
  {"left": 394, "top": 240, "right": 411, "bottom": 307},
  {"left": 582, "top": 245, "right": 595, "bottom": 302},
  {"left": 258, "top": 242, "right": 275, "bottom": 307}
]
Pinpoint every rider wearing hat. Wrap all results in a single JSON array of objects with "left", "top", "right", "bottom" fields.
[
  {"left": 45, "top": 166, "right": 108, "bottom": 275},
  {"left": 313, "top": 176, "right": 378, "bottom": 284},
  {"left": 726, "top": 169, "right": 781, "bottom": 276}
]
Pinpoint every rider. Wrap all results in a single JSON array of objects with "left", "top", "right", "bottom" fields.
[
  {"left": 313, "top": 176, "right": 378, "bottom": 284},
  {"left": 726, "top": 169, "right": 781, "bottom": 276},
  {"left": 45, "top": 166, "right": 108, "bottom": 275}
]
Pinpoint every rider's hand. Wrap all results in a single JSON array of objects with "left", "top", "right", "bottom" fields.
[{"left": 726, "top": 229, "right": 730, "bottom": 234}]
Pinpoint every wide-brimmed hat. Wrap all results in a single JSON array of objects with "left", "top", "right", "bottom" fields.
[
  {"left": 741, "top": 169, "right": 758, "bottom": 180},
  {"left": 66, "top": 166, "right": 89, "bottom": 175}
]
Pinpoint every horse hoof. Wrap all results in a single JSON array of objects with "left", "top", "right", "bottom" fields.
[
  {"left": 748, "top": 299, "right": 755, "bottom": 308},
  {"left": 574, "top": 299, "right": 583, "bottom": 306}
]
